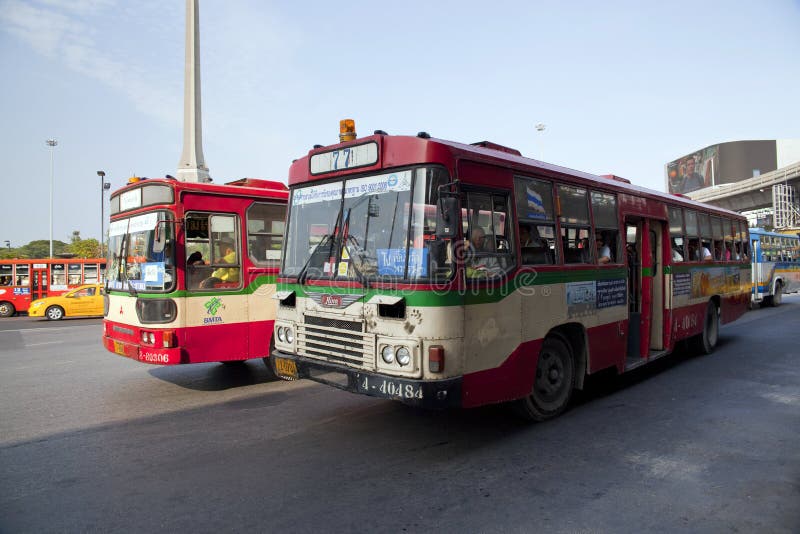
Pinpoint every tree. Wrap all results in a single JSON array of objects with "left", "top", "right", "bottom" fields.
[
  {"left": 71, "top": 238, "right": 102, "bottom": 258},
  {"left": 18, "top": 240, "right": 70, "bottom": 258}
]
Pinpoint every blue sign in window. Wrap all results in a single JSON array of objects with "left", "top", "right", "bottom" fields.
[{"left": 376, "top": 248, "right": 428, "bottom": 277}]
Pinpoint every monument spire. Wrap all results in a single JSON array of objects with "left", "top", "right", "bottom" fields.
[{"left": 177, "top": 0, "right": 211, "bottom": 183}]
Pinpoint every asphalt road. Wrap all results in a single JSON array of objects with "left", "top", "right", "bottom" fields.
[{"left": 1, "top": 300, "right": 798, "bottom": 533}]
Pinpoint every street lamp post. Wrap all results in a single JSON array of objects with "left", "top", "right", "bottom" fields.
[
  {"left": 46, "top": 139, "right": 58, "bottom": 258},
  {"left": 534, "top": 123, "right": 546, "bottom": 161},
  {"left": 97, "top": 171, "right": 108, "bottom": 254}
]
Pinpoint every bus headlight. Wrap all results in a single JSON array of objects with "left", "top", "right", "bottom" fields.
[
  {"left": 285, "top": 327, "right": 294, "bottom": 344},
  {"left": 381, "top": 345, "right": 395, "bottom": 364},
  {"left": 276, "top": 327, "right": 286, "bottom": 343},
  {"left": 396, "top": 346, "right": 411, "bottom": 367}
]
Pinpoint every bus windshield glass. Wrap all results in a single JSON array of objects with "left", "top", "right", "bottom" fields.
[
  {"left": 107, "top": 210, "right": 176, "bottom": 293},
  {"left": 283, "top": 166, "right": 452, "bottom": 282}
]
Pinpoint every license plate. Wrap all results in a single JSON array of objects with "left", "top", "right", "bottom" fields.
[
  {"left": 274, "top": 357, "right": 298, "bottom": 380},
  {"left": 359, "top": 376, "right": 424, "bottom": 400},
  {"left": 113, "top": 340, "right": 126, "bottom": 356}
]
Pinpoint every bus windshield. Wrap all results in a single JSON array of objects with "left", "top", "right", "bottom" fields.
[
  {"left": 283, "top": 166, "right": 452, "bottom": 282},
  {"left": 107, "top": 210, "right": 176, "bottom": 293}
]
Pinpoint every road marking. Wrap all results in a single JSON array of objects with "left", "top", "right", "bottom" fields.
[
  {"left": 26, "top": 341, "right": 62, "bottom": 347},
  {"left": 0, "top": 325, "right": 101, "bottom": 334}
]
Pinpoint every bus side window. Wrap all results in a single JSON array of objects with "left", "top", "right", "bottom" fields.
[
  {"left": 698, "top": 213, "right": 713, "bottom": 262},
  {"left": 463, "top": 191, "right": 515, "bottom": 278},
  {"left": 737, "top": 222, "right": 749, "bottom": 261},
  {"left": 591, "top": 191, "right": 619, "bottom": 265},
  {"left": 558, "top": 185, "right": 590, "bottom": 264},
  {"left": 723, "top": 219, "right": 735, "bottom": 261},
  {"left": 711, "top": 216, "right": 726, "bottom": 261},
  {"left": 684, "top": 210, "right": 700, "bottom": 261},
  {"left": 247, "top": 202, "right": 285, "bottom": 266},
  {"left": 514, "top": 176, "right": 556, "bottom": 265}
]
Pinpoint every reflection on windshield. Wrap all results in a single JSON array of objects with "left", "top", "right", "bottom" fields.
[
  {"left": 282, "top": 166, "right": 453, "bottom": 282},
  {"left": 107, "top": 211, "right": 175, "bottom": 292}
]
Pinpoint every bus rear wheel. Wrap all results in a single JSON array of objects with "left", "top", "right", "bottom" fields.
[
  {"left": 691, "top": 301, "right": 719, "bottom": 355},
  {"left": 0, "top": 302, "right": 15, "bottom": 317},
  {"left": 45, "top": 306, "right": 65, "bottom": 321},
  {"left": 515, "top": 335, "right": 575, "bottom": 421}
]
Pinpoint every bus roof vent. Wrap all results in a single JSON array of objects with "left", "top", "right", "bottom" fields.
[
  {"left": 471, "top": 141, "right": 522, "bottom": 156},
  {"left": 600, "top": 174, "right": 631, "bottom": 184},
  {"left": 225, "top": 178, "right": 288, "bottom": 190}
]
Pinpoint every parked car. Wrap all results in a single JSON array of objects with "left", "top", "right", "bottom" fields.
[{"left": 27, "top": 284, "right": 105, "bottom": 320}]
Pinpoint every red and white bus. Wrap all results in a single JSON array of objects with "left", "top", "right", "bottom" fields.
[
  {"left": 271, "top": 121, "right": 751, "bottom": 420},
  {"left": 0, "top": 258, "right": 106, "bottom": 317},
  {"left": 102, "top": 176, "right": 288, "bottom": 371}
]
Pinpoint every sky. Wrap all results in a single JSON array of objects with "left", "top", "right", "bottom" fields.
[{"left": 1, "top": 0, "right": 798, "bottom": 246}]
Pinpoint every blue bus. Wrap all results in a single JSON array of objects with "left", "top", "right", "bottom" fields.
[{"left": 749, "top": 228, "right": 800, "bottom": 307}]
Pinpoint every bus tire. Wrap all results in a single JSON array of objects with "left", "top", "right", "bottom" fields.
[
  {"left": 514, "top": 335, "right": 575, "bottom": 421},
  {"left": 45, "top": 305, "right": 64, "bottom": 321},
  {"left": 692, "top": 301, "right": 719, "bottom": 355},
  {"left": 0, "top": 301, "right": 15, "bottom": 317},
  {"left": 770, "top": 282, "right": 783, "bottom": 307},
  {"left": 262, "top": 338, "right": 279, "bottom": 381}
]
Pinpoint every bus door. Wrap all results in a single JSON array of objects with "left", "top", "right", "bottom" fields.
[
  {"left": 751, "top": 237, "right": 761, "bottom": 301},
  {"left": 625, "top": 220, "right": 643, "bottom": 362},
  {"left": 31, "top": 265, "right": 48, "bottom": 300},
  {"left": 646, "top": 220, "right": 665, "bottom": 353}
]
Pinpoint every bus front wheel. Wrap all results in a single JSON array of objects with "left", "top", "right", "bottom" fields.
[
  {"left": 262, "top": 338, "right": 279, "bottom": 381},
  {"left": 515, "top": 335, "right": 575, "bottom": 421},
  {"left": 768, "top": 282, "right": 783, "bottom": 307},
  {"left": 45, "top": 306, "right": 64, "bottom": 321},
  {"left": 692, "top": 301, "right": 719, "bottom": 355},
  {"left": 0, "top": 301, "right": 15, "bottom": 317}
]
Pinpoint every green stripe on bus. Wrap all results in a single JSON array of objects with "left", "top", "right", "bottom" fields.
[
  {"left": 108, "top": 274, "right": 278, "bottom": 298},
  {"left": 279, "top": 267, "right": 628, "bottom": 307}
]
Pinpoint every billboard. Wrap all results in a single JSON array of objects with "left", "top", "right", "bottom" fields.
[
  {"left": 667, "top": 146, "right": 719, "bottom": 194},
  {"left": 666, "top": 140, "right": 779, "bottom": 195}
]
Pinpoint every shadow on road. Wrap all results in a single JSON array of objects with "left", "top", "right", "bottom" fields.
[{"left": 147, "top": 360, "right": 279, "bottom": 392}]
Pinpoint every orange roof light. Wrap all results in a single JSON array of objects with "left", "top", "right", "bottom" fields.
[
  {"left": 127, "top": 176, "right": 143, "bottom": 184},
  {"left": 339, "top": 119, "right": 356, "bottom": 142}
]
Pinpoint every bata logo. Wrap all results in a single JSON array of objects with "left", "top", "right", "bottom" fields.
[{"left": 320, "top": 294, "right": 343, "bottom": 307}]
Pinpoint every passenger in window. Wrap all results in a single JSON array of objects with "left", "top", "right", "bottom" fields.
[
  {"left": 595, "top": 232, "right": 612, "bottom": 264},
  {"left": 187, "top": 251, "right": 206, "bottom": 265},
  {"left": 466, "top": 227, "right": 499, "bottom": 278},
  {"left": 672, "top": 247, "right": 684, "bottom": 262},
  {"left": 519, "top": 225, "right": 544, "bottom": 248},
  {"left": 0, "top": 276, "right": 10, "bottom": 286},
  {"left": 688, "top": 240, "right": 712, "bottom": 261},
  {"left": 208, "top": 239, "right": 239, "bottom": 284}
]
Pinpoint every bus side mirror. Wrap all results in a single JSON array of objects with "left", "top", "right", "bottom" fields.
[
  {"left": 153, "top": 222, "right": 166, "bottom": 254},
  {"left": 435, "top": 196, "right": 459, "bottom": 239}
]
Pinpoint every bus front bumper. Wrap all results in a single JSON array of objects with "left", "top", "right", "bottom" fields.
[
  {"left": 272, "top": 349, "right": 462, "bottom": 409},
  {"left": 103, "top": 336, "right": 182, "bottom": 365}
]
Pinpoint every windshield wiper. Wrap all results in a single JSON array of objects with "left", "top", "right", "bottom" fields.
[
  {"left": 296, "top": 233, "right": 335, "bottom": 284},
  {"left": 119, "top": 234, "right": 137, "bottom": 297},
  {"left": 342, "top": 208, "right": 369, "bottom": 289},
  {"left": 296, "top": 205, "right": 345, "bottom": 284}
]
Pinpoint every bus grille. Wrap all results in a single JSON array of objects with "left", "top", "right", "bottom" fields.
[{"left": 297, "top": 315, "right": 374, "bottom": 369}]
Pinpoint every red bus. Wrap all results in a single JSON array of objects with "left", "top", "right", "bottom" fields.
[
  {"left": 102, "top": 177, "right": 288, "bottom": 371},
  {"left": 0, "top": 258, "right": 106, "bottom": 317},
  {"left": 271, "top": 122, "right": 751, "bottom": 420}
]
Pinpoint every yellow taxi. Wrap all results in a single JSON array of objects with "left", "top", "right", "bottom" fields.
[{"left": 28, "top": 284, "right": 105, "bottom": 320}]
